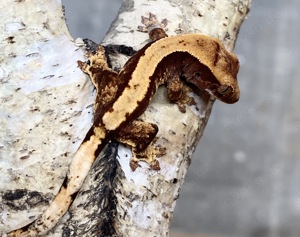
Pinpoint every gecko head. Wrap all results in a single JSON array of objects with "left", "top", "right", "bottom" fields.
[
  {"left": 183, "top": 60, "right": 240, "bottom": 104},
  {"left": 181, "top": 38, "right": 240, "bottom": 104}
]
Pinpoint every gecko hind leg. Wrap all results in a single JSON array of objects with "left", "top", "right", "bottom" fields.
[
  {"left": 116, "top": 120, "right": 166, "bottom": 171},
  {"left": 78, "top": 45, "right": 120, "bottom": 115}
]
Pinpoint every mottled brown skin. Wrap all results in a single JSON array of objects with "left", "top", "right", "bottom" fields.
[{"left": 8, "top": 14, "right": 239, "bottom": 237}]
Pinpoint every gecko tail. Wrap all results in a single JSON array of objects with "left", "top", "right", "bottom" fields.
[
  {"left": 7, "top": 126, "right": 108, "bottom": 237},
  {"left": 7, "top": 187, "right": 73, "bottom": 237}
]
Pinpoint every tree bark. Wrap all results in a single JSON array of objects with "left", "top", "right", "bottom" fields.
[{"left": 0, "top": 0, "right": 251, "bottom": 236}]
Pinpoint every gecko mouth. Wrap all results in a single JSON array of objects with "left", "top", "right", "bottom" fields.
[
  {"left": 217, "top": 85, "right": 232, "bottom": 95},
  {"left": 205, "top": 85, "right": 240, "bottom": 104},
  {"left": 217, "top": 84, "right": 239, "bottom": 103}
]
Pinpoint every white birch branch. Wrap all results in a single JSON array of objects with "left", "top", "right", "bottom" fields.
[{"left": 0, "top": 0, "right": 251, "bottom": 236}]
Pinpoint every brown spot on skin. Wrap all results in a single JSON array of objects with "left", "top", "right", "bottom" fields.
[{"left": 133, "top": 84, "right": 140, "bottom": 89}]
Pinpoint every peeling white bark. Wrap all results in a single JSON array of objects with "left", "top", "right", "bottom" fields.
[
  {"left": 0, "top": 0, "right": 94, "bottom": 234},
  {"left": 0, "top": 0, "right": 251, "bottom": 236}
]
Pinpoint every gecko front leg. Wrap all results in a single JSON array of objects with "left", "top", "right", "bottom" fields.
[{"left": 138, "top": 12, "right": 168, "bottom": 40}]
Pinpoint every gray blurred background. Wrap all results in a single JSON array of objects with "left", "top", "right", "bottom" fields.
[{"left": 61, "top": 1, "right": 300, "bottom": 236}]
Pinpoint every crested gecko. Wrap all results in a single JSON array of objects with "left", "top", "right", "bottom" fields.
[{"left": 8, "top": 13, "right": 239, "bottom": 237}]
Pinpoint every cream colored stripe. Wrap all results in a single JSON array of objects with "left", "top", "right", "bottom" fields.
[{"left": 67, "top": 126, "right": 106, "bottom": 194}]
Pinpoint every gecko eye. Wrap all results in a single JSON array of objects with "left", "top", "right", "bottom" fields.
[
  {"left": 86, "top": 60, "right": 91, "bottom": 65},
  {"left": 217, "top": 85, "right": 232, "bottom": 95},
  {"left": 194, "top": 72, "right": 201, "bottom": 79}
]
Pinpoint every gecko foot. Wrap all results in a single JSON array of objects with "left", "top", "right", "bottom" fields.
[
  {"left": 175, "top": 86, "right": 197, "bottom": 113},
  {"left": 137, "top": 13, "right": 168, "bottom": 35},
  {"left": 130, "top": 144, "right": 166, "bottom": 171}
]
